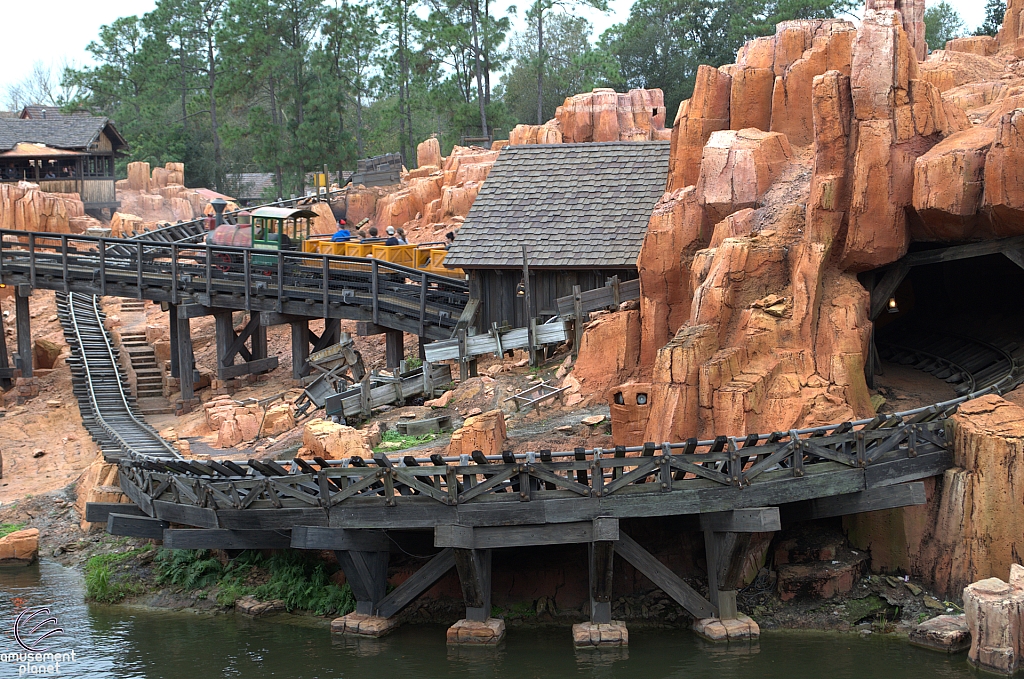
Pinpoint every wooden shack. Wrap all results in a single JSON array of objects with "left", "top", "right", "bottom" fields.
[
  {"left": 0, "top": 109, "right": 128, "bottom": 215},
  {"left": 444, "top": 141, "right": 670, "bottom": 331}
]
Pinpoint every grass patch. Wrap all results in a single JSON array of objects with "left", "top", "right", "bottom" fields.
[
  {"left": 154, "top": 549, "right": 355, "bottom": 617},
  {"left": 0, "top": 523, "right": 26, "bottom": 538},
  {"left": 85, "top": 545, "right": 154, "bottom": 603},
  {"left": 373, "top": 429, "right": 439, "bottom": 453}
]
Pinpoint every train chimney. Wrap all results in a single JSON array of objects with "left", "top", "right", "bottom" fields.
[{"left": 210, "top": 197, "right": 227, "bottom": 226}]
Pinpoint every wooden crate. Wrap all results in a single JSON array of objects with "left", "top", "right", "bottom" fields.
[{"left": 372, "top": 243, "right": 416, "bottom": 268}]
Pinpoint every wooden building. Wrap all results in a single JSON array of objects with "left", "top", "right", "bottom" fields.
[
  {"left": 444, "top": 141, "right": 670, "bottom": 331},
  {"left": 0, "top": 109, "right": 128, "bottom": 215}
]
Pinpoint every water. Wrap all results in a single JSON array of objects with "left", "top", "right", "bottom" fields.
[{"left": 0, "top": 560, "right": 977, "bottom": 679}]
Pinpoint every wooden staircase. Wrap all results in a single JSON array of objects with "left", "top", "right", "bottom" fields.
[{"left": 118, "top": 321, "right": 174, "bottom": 415}]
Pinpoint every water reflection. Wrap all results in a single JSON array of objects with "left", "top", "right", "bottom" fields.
[{"left": 0, "top": 560, "right": 976, "bottom": 679}]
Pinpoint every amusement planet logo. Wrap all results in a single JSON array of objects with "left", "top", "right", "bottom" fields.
[{"left": 2, "top": 606, "right": 77, "bottom": 676}]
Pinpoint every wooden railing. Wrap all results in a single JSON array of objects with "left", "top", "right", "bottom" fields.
[
  {"left": 0, "top": 228, "right": 468, "bottom": 340},
  {"left": 118, "top": 415, "right": 952, "bottom": 516}
]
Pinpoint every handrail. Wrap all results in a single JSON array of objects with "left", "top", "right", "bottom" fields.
[{"left": 0, "top": 228, "right": 469, "bottom": 290}]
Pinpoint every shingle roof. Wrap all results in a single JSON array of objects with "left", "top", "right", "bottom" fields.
[
  {"left": 444, "top": 141, "right": 670, "bottom": 269},
  {"left": 19, "top": 105, "right": 95, "bottom": 119},
  {"left": 0, "top": 117, "right": 121, "bottom": 151}
]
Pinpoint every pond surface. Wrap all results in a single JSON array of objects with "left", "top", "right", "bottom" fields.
[{"left": 0, "top": 560, "right": 977, "bottom": 679}]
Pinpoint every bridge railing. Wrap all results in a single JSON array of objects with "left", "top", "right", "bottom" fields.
[
  {"left": 118, "top": 416, "right": 951, "bottom": 513},
  {"left": 0, "top": 229, "right": 468, "bottom": 339}
]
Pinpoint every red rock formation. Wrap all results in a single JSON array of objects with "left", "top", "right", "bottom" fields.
[
  {"left": 667, "top": 66, "right": 733, "bottom": 191},
  {"left": 946, "top": 35, "right": 997, "bottom": 56},
  {"left": 571, "top": 310, "right": 641, "bottom": 398},
  {"left": 417, "top": 137, "right": 441, "bottom": 169},
  {"left": 982, "top": 108, "right": 1024, "bottom": 234},
  {"left": 448, "top": 409, "right": 507, "bottom": 457},
  {"left": 918, "top": 50, "right": 1005, "bottom": 93},
  {"left": 0, "top": 181, "right": 82, "bottom": 233},
  {"left": 636, "top": 187, "right": 707, "bottom": 367},
  {"left": 509, "top": 122, "right": 563, "bottom": 145},
  {"left": 696, "top": 128, "right": 792, "bottom": 223},
  {"left": 865, "top": 0, "right": 926, "bottom": 60},
  {"left": 999, "top": 0, "right": 1024, "bottom": 57},
  {"left": 912, "top": 126, "right": 996, "bottom": 239},
  {"left": 729, "top": 67, "right": 775, "bottom": 131}
]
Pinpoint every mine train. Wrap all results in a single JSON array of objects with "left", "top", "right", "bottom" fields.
[{"left": 205, "top": 206, "right": 461, "bottom": 278}]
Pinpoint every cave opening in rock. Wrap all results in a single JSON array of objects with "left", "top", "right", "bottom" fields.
[{"left": 867, "top": 250, "right": 1024, "bottom": 411}]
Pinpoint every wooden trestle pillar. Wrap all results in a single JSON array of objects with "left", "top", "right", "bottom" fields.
[
  {"left": 453, "top": 548, "right": 492, "bottom": 622},
  {"left": 213, "top": 311, "right": 276, "bottom": 380},
  {"left": 335, "top": 548, "right": 391, "bottom": 616},
  {"left": 175, "top": 312, "right": 195, "bottom": 402},
  {"left": 14, "top": 287, "right": 31, "bottom": 378},
  {"left": 700, "top": 508, "right": 779, "bottom": 621},
  {"left": 589, "top": 540, "right": 615, "bottom": 624}
]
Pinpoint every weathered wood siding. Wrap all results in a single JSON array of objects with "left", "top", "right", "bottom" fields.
[
  {"left": 80, "top": 179, "right": 117, "bottom": 204},
  {"left": 468, "top": 267, "right": 638, "bottom": 330}
]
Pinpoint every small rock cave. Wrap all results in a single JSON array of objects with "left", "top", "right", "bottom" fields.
[{"left": 867, "top": 249, "right": 1024, "bottom": 411}]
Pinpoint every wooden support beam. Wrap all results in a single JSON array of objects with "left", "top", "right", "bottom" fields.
[
  {"left": 356, "top": 321, "right": 388, "bottom": 336},
  {"left": 454, "top": 548, "right": 492, "bottom": 622},
  {"left": 290, "top": 320, "right": 310, "bottom": 379},
  {"left": 15, "top": 289, "right": 30, "bottom": 377},
  {"left": 385, "top": 329, "right": 404, "bottom": 371},
  {"left": 614, "top": 532, "right": 717, "bottom": 619},
  {"left": 590, "top": 540, "right": 615, "bottom": 624},
  {"left": 1003, "top": 249, "right": 1024, "bottom": 271},
  {"left": 176, "top": 315, "right": 195, "bottom": 401},
  {"left": 435, "top": 519, "right": 619, "bottom": 549},
  {"left": 291, "top": 526, "right": 389, "bottom": 551},
  {"left": 107, "top": 513, "right": 169, "bottom": 540},
  {"left": 903, "top": 234, "right": 1024, "bottom": 267},
  {"left": 218, "top": 356, "right": 278, "bottom": 379},
  {"left": 869, "top": 262, "right": 911, "bottom": 320},
  {"left": 335, "top": 549, "right": 390, "bottom": 616},
  {"left": 176, "top": 303, "right": 218, "bottom": 319},
  {"left": 162, "top": 529, "right": 291, "bottom": 550},
  {"left": 699, "top": 507, "right": 781, "bottom": 532},
  {"left": 85, "top": 502, "right": 145, "bottom": 524},
  {"left": 780, "top": 482, "right": 926, "bottom": 524},
  {"left": 376, "top": 548, "right": 456, "bottom": 619},
  {"left": 168, "top": 303, "right": 180, "bottom": 378}
]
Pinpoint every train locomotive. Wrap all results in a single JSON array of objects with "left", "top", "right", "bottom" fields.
[{"left": 206, "top": 206, "right": 318, "bottom": 271}]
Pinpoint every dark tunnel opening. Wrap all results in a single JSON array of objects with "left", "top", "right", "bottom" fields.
[{"left": 870, "top": 252, "right": 1024, "bottom": 407}]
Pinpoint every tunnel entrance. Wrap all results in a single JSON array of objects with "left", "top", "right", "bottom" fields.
[{"left": 867, "top": 248, "right": 1024, "bottom": 409}]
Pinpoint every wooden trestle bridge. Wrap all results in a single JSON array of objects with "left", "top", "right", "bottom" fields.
[{"left": 86, "top": 397, "right": 975, "bottom": 628}]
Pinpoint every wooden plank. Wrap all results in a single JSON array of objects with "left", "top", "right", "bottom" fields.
[
  {"left": 218, "top": 356, "right": 279, "bottom": 379},
  {"left": 780, "top": 482, "right": 927, "bottom": 524},
  {"left": 424, "top": 320, "right": 569, "bottom": 362},
  {"left": 290, "top": 526, "right": 389, "bottom": 551},
  {"left": 699, "top": 507, "right": 781, "bottom": 532},
  {"left": 454, "top": 547, "right": 491, "bottom": 621},
  {"left": 152, "top": 499, "right": 220, "bottom": 528},
  {"left": 107, "top": 513, "right": 169, "bottom": 540},
  {"left": 375, "top": 548, "right": 456, "bottom": 619},
  {"left": 864, "top": 449, "right": 952, "bottom": 488},
  {"left": 162, "top": 529, "right": 292, "bottom": 549},
  {"left": 434, "top": 518, "right": 619, "bottom": 549},
  {"left": 85, "top": 502, "right": 145, "bottom": 523},
  {"left": 614, "top": 532, "right": 717, "bottom": 619},
  {"left": 869, "top": 262, "right": 911, "bottom": 320},
  {"left": 903, "top": 234, "right": 1024, "bottom": 267},
  {"left": 555, "top": 279, "right": 640, "bottom": 316}
]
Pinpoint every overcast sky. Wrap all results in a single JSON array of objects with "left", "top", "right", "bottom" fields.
[{"left": 0, "top": 0, "right": 989, "bottom": 99}]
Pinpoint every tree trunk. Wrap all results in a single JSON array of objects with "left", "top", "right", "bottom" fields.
[
  {"left": 356, "top": 94, "right": 364, "bottom": 157},
  {"left": 536, "top": 4, "right": 544, "bottom": 125},
  {"left": 206, "top": 24, "right": 222, "bottom": 192},
  {"left": 471, "top": 0, "right": 488, "bottom": 138}
]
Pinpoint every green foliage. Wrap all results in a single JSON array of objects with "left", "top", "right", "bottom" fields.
[
  {"left": 155, "top": 549, "right": 224, "bottom": 589},
  {"left": 500, "top": 14, "right": 614, "bottom": 124},
  {"left": 925, "top": 1, "right": 966, "bottom": 51},
  {"left": 85, "top": 546, "right": 153, "bottom": 604},
  {"left": 975, "top": 0, "right": 1006, "bottom": 36},
  {"left": 404, "top": 355, "right": 424, "bottom": 369},
  {"left": 373, "top": 429, "right": 440, "bottom": 452},
  {"left": 0, "top": 523, "right": 25, "bottom": 538},
  {"left": 154, "top": 548, "right": 355, "bottom": 616}
]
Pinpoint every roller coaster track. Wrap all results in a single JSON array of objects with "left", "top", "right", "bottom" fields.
[
  {"left": 877, "top": 329, "right": 1022, "bottom": 396},
  {"left": 56, "top": 291, "right": 178, "bottom": 461}
]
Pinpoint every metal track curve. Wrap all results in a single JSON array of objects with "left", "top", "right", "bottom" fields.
[{"left": 57, "top": 291, "right": 178, "bottom": 461}]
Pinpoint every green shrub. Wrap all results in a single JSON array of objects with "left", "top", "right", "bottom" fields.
[
  {"left": 85, "top": 547, "right": 152, "bottom": 603},
  {"left": 155, "top": 549, "right": 224, "bottom": 589},
  {"left": 0, "top": 523, "right": 25, "bottom": 538},
  {"left": 372, "top": 428, "right": 439, "bottom": 453}
]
